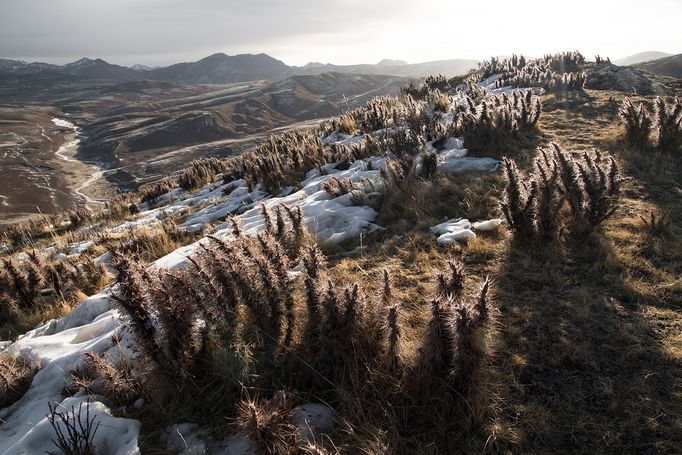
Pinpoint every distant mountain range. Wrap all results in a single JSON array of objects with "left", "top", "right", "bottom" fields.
[
  {"left": 0, "top": 53, "right": 479, "bottom": 84},
  {"left": 614, "top": 51, "right": 673, "bottom": 67},
  {"left": 298, "top": 58, "right": 479, "bottom": 78}
]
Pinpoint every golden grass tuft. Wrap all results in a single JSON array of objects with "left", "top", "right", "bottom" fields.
[{"left": 0, "top": 354, "right": 36, "bottom": 409}]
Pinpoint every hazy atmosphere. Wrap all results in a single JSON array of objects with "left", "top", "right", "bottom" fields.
[{"left": 1, "top": 0, "right": 681, "bottom": 65}]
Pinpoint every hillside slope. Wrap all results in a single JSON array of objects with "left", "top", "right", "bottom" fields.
[
  {"left": 0, "top": 72, "right": 409, "bottom": 222},
  {"left": 636, "top": 53, "right": 682, "bottom": 78},
  {"left": 1, "top": 51, "right": 680, "bottom": 454},
  {"left": 614, "top": 51, "right": 672, "bottom": 66}
]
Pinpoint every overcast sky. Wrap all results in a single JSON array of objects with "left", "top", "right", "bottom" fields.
[{"left": 1, "top": 0, "right": 680, "bottom": 66}]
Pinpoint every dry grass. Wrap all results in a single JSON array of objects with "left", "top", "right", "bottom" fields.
[
  {"left": 376, "top": 171, "right": 501, "bottom": 238},
  {"left": 0, "top": 298, "right": 77, "bottom": 341},
  {"left": 324, "top": 85, "right": 682, "bottom": 452},
  {"left": 0, "top": 353, "right": 36, "bottom": 409},
  {"left": 433, "top": 95, "right": 450, "bottom": 113},
  {"left": 338, "top": 115, "right": 358, "bottom": 136}
]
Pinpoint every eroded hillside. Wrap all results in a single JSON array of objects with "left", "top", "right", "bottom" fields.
[{"left": 0, "top": 73, "right": 409, "bottom": 224}]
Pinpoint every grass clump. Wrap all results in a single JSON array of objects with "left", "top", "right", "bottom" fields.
[
  {"left": 0, "top": 250, "right": 110, "bottom": 333},
  {"left": 433, "top": 94, "right": 450, "bottom": 113},
  {"left": 178, "top": 157, "right": 227, "bottom": 191},
  {"left": 458, "top": 90, "right": 541, "bottom": 154},
  {"left": 501, "top": 143, "right": 620, "bottom": 241},
  {"left": 0, "top": 354, "right": 36, "bottom": 409},
  {"left": 337, "top": 114, "right": 357, "bottom": 136},
  {"left": 619, "top": 96, "right": 682, "bottom": 151}
]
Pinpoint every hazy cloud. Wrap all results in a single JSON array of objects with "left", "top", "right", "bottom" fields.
[
  {"left": 0, "top": 0, "right": 408, "bottom": 64},
  {"left": 1, "top": 0, "right": 680, "bottom": 66}
]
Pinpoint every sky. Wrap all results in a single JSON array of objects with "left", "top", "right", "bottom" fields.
[{"left": 1, "top": 0, "right": 680, "bottom": 67}]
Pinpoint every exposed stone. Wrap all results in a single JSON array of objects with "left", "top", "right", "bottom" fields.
[{"left": 585, "top": 64, "right": 652, "bottom": 94}]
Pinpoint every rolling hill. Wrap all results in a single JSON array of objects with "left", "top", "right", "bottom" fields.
[
  {"left": 144, "top": 53, "right": 293, "bottom": 84},
  {"left": 299, "top": 58, "right": 479, "bottom": 78},
  {"left": 614, "top": 51, "right": 672, "bottom": 66},
  {"left": 635, "top": 53, "right": 682, "bottom": 79},
  {"left": 77, "top": 72, "right": 409, "bottom": 185},
  {"left": 0, "top": 71, "right": 410, "bottom": 221}
]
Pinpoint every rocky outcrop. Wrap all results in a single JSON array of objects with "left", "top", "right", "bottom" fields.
[{"left": 585, "top": 64, "right": 652, "bottom": 94}]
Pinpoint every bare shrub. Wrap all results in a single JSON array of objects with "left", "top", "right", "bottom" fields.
[{"left": 46, "top": 400, "right": 100, "bottom": 455}]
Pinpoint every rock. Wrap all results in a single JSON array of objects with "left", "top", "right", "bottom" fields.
[{"left": 585, "top": 64, "right": 651, "bottom": 94}]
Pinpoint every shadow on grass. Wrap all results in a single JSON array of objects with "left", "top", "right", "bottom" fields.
[
  {"left": 614, "top": 144, "right": 682, "bottom": 225},
  {"left": 489, "top": 233, "right": 682, "bottom": 453}
]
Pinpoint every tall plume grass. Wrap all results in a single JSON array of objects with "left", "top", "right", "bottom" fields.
[
  {"left": 419, "top": 263, "right": 493, "bottom": 397},
  {"left": 619, "top": 97, "right": 653, "bottom": 149},
  {"left": 501, "top": 143, "right": 620, "bottom": 241},
  {"left": 654, "top": 96, "right": 682, "bottom": 151},
  {"left": 457, "top": 90, "right": 541, "bottom": 153},
  {"left": 619, "top": 96, "right": 681, "bottom": 151},
  {"left": 99, "top": 211, "right": 499, "bottom": 452}
]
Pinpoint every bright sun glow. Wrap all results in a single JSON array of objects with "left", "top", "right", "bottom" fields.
[{"left": 271, "top": 0, "right": 682, "bottom": 65}]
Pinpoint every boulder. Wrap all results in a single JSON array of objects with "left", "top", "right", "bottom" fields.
[{"left": 585, "top": 64, "right": 651, "bottom": 94}]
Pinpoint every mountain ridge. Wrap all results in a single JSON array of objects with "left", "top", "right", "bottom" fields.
[
  {"left": 0, "top": 53, "right": 479, "bottom": 84},
  {"left": 634, "top": 53, "right": 682, "bottom": 79},
  {"left": 614, "top": 51, "right": 673, "bottom": 66}
]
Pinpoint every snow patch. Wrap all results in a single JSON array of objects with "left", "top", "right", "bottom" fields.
[{"left": 431, "top": 217, "right": 502, "bottom": 245}]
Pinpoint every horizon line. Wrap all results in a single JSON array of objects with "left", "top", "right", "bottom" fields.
[{"left": 2, "top": 49, "right": 678, "bottom": 69}]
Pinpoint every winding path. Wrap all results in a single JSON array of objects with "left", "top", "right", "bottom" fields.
[{"left": 52, "top": 118, "right": 106, "bottom": 208}]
